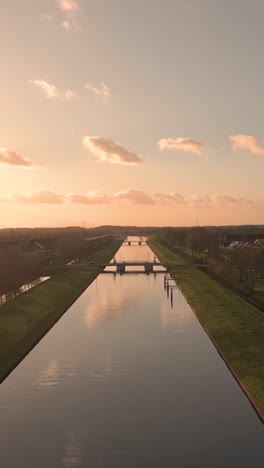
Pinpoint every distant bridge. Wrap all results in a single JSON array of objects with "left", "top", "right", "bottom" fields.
[{"left": 123, "top": 240, "right": 146, "bottom": 246}]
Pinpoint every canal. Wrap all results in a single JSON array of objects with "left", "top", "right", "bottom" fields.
[{"left": 0, "top": 238, "right": 263, "bottom": 467}]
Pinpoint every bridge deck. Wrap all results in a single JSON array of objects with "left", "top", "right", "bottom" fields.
[
  {"left": 101, "top": 261, "right": 165, "bottom": 267},
  {"left": 96, "top": 261, "right": 204, "bottom": 268}
]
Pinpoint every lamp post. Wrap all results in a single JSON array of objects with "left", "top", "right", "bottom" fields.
[{"left": 251, "top": 269, "right": 255, "bottom": 295}]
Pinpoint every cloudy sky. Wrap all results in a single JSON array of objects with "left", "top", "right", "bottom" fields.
[{"left": 1, "top": 0, "right": 264, "bottom": 227}]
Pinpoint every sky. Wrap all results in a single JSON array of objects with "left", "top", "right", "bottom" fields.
[{"left": 1, "top": 0, "right": 264, "bottom": 227}]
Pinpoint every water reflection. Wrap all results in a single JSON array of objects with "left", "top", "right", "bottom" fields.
[
  {"left": 0, "top": 238, "right": 263, "bottom": 467},
  {"left": 36, "top": 357, "right": 76, "bottom": 389},
  {"left": 63, "top": 431, "right": 81, "bottom": 468},
  {"left": 85, "top": 276, "right": 141, "bottom": 328},
  {"left": 37, "top": 357, "right": 59, "bottom": 388},
  {"left": 160, "top": 280, "right": 193, "bottom": 334}
]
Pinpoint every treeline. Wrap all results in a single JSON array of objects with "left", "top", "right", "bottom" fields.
[
  {"left": 0, "top": 227, "right": 88, "bottom": 240},
  {"left": 0, "top": 250, "right": 47, "bottom": 298},
  {"left": 53, "top": 235, "right": 114, "bottom": 265},
  {"left": 1, "top": 224, "right": 264, "bottom": 241},
  {"left": 0, "top": 225, "right": 160, "bottom": 240},
  {"left": 157, "top": 226, "right": 264, "bottom": 299},
  {"left": 158, "top": 227, "right": 220, "bottom": 261},
  {"left": 0, "top": 235, "right": 114, "bottom": 298}
]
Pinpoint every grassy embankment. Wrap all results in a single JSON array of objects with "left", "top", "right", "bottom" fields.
[
  {"left": 148, "top": 238, "right": 264, "bottom": 422},
  {"left": 0, "top": 237, "right": 123, "bottom": 383}
]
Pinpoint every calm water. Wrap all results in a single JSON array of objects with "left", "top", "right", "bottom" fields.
[{"left": 0, "top": 239, "right": 263, "bottom": 467}]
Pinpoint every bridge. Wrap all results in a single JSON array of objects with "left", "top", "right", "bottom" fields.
[
  {"left": 102, "top": 261, "right": 164, "bottom": 273},
  {"left": 123, "top": 240, "right": 146, "bottom": 246},
  {"left": 93, "top": 260, "right": 205, "bottom": 273}
]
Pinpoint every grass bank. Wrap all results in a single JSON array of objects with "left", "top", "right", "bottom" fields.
[
  {"left": 0, "top": 237, "right": 123, "bottom": 383},
  {"left": 148, "top": 239, "right": 264, "bottom": 422}
]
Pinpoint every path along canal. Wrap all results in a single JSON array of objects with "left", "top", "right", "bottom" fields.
[{"left": 0, "top": 238, "right": 263, "bottom": 467}]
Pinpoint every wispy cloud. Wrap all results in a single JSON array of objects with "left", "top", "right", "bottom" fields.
[
  {"left": 189, "top": 195, "right": 211, "bottom": 206},
  {"left": 29, "top": 80, "right": 77, "bottom": 101},
  {"left": 6, "top": 190, "right": 65, "bottom": 204},
  {"left": 85, "top": 82, "right": 111, "bottom": 98},
  {"left": 114, "top": 189, "right": 154, "bottom": 205},
  {"left": 1, "top": 190, "right": 152, "bottom": 206},
  {"left": 0, "top": 190, "right": 258, "bottom": 209},
  {"left": 150, "top": 192, "right": 255, "bottom": 208},
  {"left": 40, "top": 14, "right": 54, "bottom": 22},
  {"left": 56, "top": 0, "right": 80, "bottom": 31},
  {"left": 154, "top": 192, "right": 187, "bottom": 204},
  {"left": 230, "top": 134, "right": 264, "bottom": 156},
  {"left": 210, "top": 194, "right": 255, "bottom": 207},
  {"left": 158, "top": 138, "right": 208, "bottom": 156},
  {"left": 61, "top": 17, "right": 78, "bottom": 31},
  {"left": 83, "top": 136, "right": 143, "bottom": 165},
  {"left": 67, "top": 192, "right": 111, "bottom": 205},
  {"left": 0, "top": 148, "right": 33, "bottom": 167},
  {"left": 57, "top": 0, "right": 79, "bottom": 12}
]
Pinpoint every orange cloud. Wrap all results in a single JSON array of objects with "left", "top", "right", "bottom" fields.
[
  {"left": 0, "top": 190, "right": 258, "bottom": 210},
  {"left": 56, "top": 0, "right": 80, "bottom": 31},
  {"left": 0, "top": 148, "right": 33, "bottom": 167},
  {"left": 67, "top": 192, "right": 111, "bottom": 205},
  {"left": 230, "top": 134, "right": 264, "bottom": 155},
  {"left": 7, "top": 190, "right": 65, "bottom": 204},
  {"left": 210, "top": 194, "right": 254, "bottom": 206},
  {"left": 57, "top": 0, "right": 79, "bottom": 12},
  {"left": 29, "top": 80, "right": 77, "bottom": 101},
  {"left": 154, "top": 192, "right": 186, "bottom": 204},
  {"left": 85, "top": 82, "right": 110, "bottom": 97},
  {"left": 189, "top": 195, "right": 211, "bottom": 206},
  {"left": 83, "top": 136, "right": 143, "bottom": 165},
  {"left": 158, "top": 138, "right": 208, "bottom": 156},
  {"left": 114, "top": 189, "right": 154, "bottom": 205},
  {"left": 61, "top": 17, "right": 78, "bottom": 31},
  {"left": 154, "top": 193, "right": 255, "bottom": 207}
]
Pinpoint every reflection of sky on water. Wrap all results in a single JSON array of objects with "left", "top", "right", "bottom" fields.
[
  {"left": 37, "top": 356, "right": 59, "bottom": 388},
  {"left": 0, "top": 240, "right": 263, "bottom": 467},
  {"left": 63, "top": 431, "right": 81, "bottom": 468},
  {"left": 84, "top": 278, "right": 136, "bottom": 329},
  {"left": 36, "top": 356, "right": 76, "bottom": 389}
]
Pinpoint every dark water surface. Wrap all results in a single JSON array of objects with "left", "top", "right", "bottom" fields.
[{"left": 0, "top": 239, "right": 263, "bottom": 467}]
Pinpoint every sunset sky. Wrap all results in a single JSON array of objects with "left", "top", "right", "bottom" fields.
[{"left": 1, "top": 0, "right": 264, "bottom": 227}]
